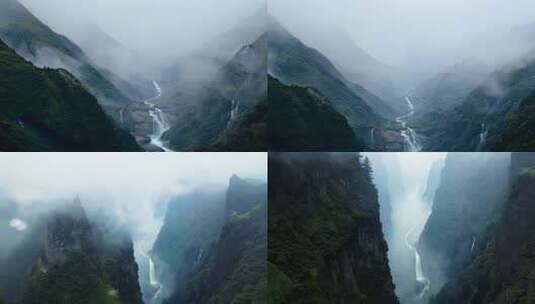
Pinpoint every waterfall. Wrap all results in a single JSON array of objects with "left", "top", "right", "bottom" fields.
[
  {"left": 148, "top": 255, "right": 162, "bottom": 301},
  {"left": 196, "top": 247, "right": 204, "bottom": 265},
  {"left": 471, "top": 236, "right": 476, "bottom": 252},
  {"left": 396, "top": 96, "right": 422, "bottom": 152},
  {"left": 370, "top": 128, "right": 376, "bottom": 148},
  {"left": 229, "top": 99, "right": 239, "bottom": 126},
  {"left": 477, "top": 123, "right": 488, "bottom": 151},
  {"left": 143, "top": 81, "right": 172, "bottom": 152},
  {"left": 405, "top": 224, "right": 431, "bottom": 299},
  {"left": 119, "top": 109, "right": 125, "bottom": 126}
]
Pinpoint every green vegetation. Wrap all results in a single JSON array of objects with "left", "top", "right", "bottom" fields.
[
  {"left": 269, "top": 76, "right": 365, "bottom": 151},
  {"left": 431, "top": 158, "right": 535, "bottom": 303},
  {"left": 0, "top": 39, "right": 141, "bottom": 151},
  {"left": 0, "top": 0, "right": 133, "bottom": 107},
  {"left": 268, "top": 153, "right": 397, "bottom": 304},
  {"left": 20, "top": 252, "right": 119, "bottom": 304},
  {"left": 209, "top": 96, "right": 267, "bottom": 151},
  {"left": 268, "top": 18, "right": 385, "bottom": 131},
  {"left": 158, "top": 178, "right": 267, "bottom": 304},
  {"left": 490, "top": 90, "right": 535, "bottom": 151}
]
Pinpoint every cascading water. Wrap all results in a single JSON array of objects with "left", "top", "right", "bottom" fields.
[
  {"left": 148, "top": 254, "right": 162, "bottom": 302},
  {"left": 196, "top": 248, "right": 204, "bottom": 265},
  {"left": 471, "top": 236, "right": 476, "bottom": 252},
  {"left": 228, "top": 99, "right": 239, "bottom": 126},
  {"left": 477, "top": 123, "right": 488, "bottom": 151},
  {"left": 143, "top": 81, "right": 172, "bottom": 152},
  {"left": 370, "top": 128, "right": 376, "bottom": 148},
  {"left": 396, "top": 97, "right": 422, "bottom": 152},
  {"left": 405, "top": 226, "right": 431, "bottom": 299}
]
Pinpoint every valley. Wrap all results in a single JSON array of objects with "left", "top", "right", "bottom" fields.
[
  {"left": 269, "top": 152, "right": 535, "bottom": 304},
  {"left": 0, "top": 0, "right": 266, "bottom": 152},
  {"left": 0, "top": 153, "right": 267, "bottom": 304},
  {"left": 268, "top": 1, "right": 535, "bottom": 151}
]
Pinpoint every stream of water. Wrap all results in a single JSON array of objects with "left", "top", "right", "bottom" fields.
[
  {"left": 396, "top": 97, "right": 422, "bottom": 152},
  {"left": 143, "top": 81, "right": 172, "bottom": 152}
]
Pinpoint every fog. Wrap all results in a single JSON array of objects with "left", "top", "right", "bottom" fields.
[
  {"left": 0, "top": 152, "right": 265, "bottom": 245},
  {"left": 270, "top": 0, "right": 535, "bottom": 86},
  {"left": 368, "top": 153, "right": 445, "bottom": 303},
  {"left": 20, "top": 0, "right": 262, "bottom": 60}
]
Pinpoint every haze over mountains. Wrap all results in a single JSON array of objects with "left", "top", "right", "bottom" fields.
[
  {"left": 0, "top": 153, "right": 266, "bottom": 304},
  {"left": 269, "top": 0, "right": 535, "bottom": 151},
  {"left": 0, "top": 0, "right": 266, "bottom": 151},
  {"left": 269, "top": 152, "right": 535, "bottom": 304}
]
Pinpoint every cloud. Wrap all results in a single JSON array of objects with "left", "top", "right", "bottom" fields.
[
  {"left": 270, "top": 0, "right": 535, "bottom": 79},
  {"left": 0, "top": 152, "right": 267, "bottom": 247},
  {"left": 19, "top": 0, "right": 264, "bottom": 59},
  {"left": 9, "top": 218, "right": 28, "bottom": 231}
]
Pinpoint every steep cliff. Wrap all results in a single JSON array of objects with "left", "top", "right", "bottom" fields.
[
  {"left": 157, "top": 176, "right": 267, "bottom": 304},
  {"left": 418, "top": 153, "right": 510, "bottom": 296},
  {"left": 268, "top": 76, "right": 364, "bottom": 151},
  {"left": 432, "top": 153, "right": 535, "bottom": 303},
  {"left": 0, "top": 198, "right": 143, "bottom": 304},
  {"left": 268, "top": 153, "right": 398, "bottom": 304},
  {"left": 152, "top": 190, "right": 226, "bottom": 302}
]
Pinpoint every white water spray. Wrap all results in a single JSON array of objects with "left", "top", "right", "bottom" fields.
[
  {"left": 477, "top": 123, "right": 488, "bottom": 151},
  {"left": 396, "top": 97, "right": 422, "bottom": 152},
  {"left": 405, "top": 225, "right": 431, "bottom": 299},
  {"left": 143, "top": 81, "right": 172, "bottom": 152},
  {"left": 145, "top": 252, "right": 162, "bottom": 302}
]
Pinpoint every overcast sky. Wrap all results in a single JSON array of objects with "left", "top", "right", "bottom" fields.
[
  {"left": 270, "top": 0, "right": 535, "bottom": 71},
  {"left": 20, "top": 0, "right": 263, "bottom": 58},
  {"left": 0, "top": 152, "right": 266, "bottom": 248}
]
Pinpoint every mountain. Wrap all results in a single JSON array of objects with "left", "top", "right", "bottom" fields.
[
  {"left": 150, "top": 190, "right": 226, "bottom": 302},
  {"left": 431, "top": 153, "right": 535, "bottom": 303},
  {"left": 418, "top": 153, "right": 510, "bottom": 297},
  {"left": 0, "top": 39, "right": 141, "bottom": 151},
  {"left": 414, "top": 36, "right": 535, "bottom": 151},
  {"left": 272, "top": 19, "right": 397, "bottom": 122},
  {"left": 0, "top": 198, "right": 143, "bottom": 304},
  {"left": 162, "top": 34, "right": 267, "bottom": 151},
  {"left": 268, "top": 75, "right": 364, "bottom": 151},
  {"left": 153, "top": 176, "right": 267, "bottom": 304},
  {"left": 0, "top": 0, "right": 136, "bottom": 112},
  {"left": 268, "top": 153, "right": 398, "bottom": 304},
  {"left": 489, "top": 89, "right": 535, "bottom": 150},
  {"left": 68, "top": 23, "right": 152, "bottom": 101},
  {"left": 298, "top": 26, "right": 406, "bottom": 112},
  {"left": 411, "top": 59, "right": 492, "bottom": 116},
  {"left": 182, "top": 176, "right": 267, "bottom": 303}
]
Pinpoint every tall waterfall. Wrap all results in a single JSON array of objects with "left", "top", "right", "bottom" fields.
[
  {"left": 143, "top": 81, "right": 172, "bottom": 152},
  {"left": 405, "top": 226, "right": 431, "bottom": 298},
  {"left": 148, "top": 255, "right": 162, "bottom": 301},
  {"left": 477, "top": 123, "right": 488, "bottom": 151},
  {"left": 396, "top": 96, "right": 422, "bottom": 152}
]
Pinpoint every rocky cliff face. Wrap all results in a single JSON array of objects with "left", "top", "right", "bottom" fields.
[
  {"left": 156, "top": 176, "right": 267, "bottom": 304},
  {"left": 163, "top": 34, "right": 267, "bottom": 151},
  {"left": 152, "top": 190, "right": 226, "bottom": 302},
  {"left": 0, "top": 198, "right": 143, "bottom": 304},
  {"left": 418, "top": 153, "right": 510, "bottom": 296},
  {"left": 268, "top": 153, "right": 398, "bottom": 304},
  {"left": 432, "top": 153, "right": 535, "bottom": 303}
]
